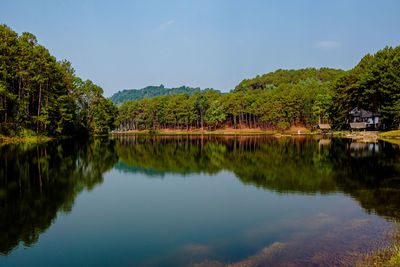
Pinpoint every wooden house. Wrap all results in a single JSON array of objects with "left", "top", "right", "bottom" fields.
[{"left": 349, "top": 107, "right": 381, "bottom": 129}]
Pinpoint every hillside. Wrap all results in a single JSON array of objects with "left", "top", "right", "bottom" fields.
[
  {"left": 116, "top": 46, "right": 400, "bottom": 131},
  {"left": 234, "top": 68, "right": 344, "bottom": 92},
  {"left": 110, "top": 85, "right": 204, "bottom": 105}
]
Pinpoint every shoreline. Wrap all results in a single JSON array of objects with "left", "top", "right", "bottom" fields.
[
  {"left": 111, "top": 129, "right": 385, "bottom": 140},
  {"left": 112, "top": 128, "right": 312, "bottom": 135},
  {"left": 1, "top": 129, "right": 399, "bottom": 144},
  {"left": 0, "top": 135, "right": 55, "bottom": 145}
]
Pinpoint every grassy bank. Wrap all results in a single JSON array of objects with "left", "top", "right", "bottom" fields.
[
  {"left": 379, "top": 130, "right": 400, "bottom": 138},
  {"left": 0, "top": 134, "right": 54, "bottom": 145},
  {"left": 110, "top": 129, "right": 400, "bottom": 141},
  {"left": 0, "top": 125, "right": 53, "bottom": 144}
]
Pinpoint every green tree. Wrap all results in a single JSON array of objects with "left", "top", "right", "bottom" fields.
[{"left": 205, "top": 100, "right": 226, "bottom": 130}]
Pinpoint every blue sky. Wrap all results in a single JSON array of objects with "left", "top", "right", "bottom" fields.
[{"left": 1, "top": 0, "right": 399, "bottom": 96}]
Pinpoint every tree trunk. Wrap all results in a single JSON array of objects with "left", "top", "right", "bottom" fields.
[
  {"left": 18, "top": 77, "right": 21, "bottom": 98},
  {"left": 249, "top": 113, "right": 252, "bottom": 128},
  {"left": 37, "top": 83, "right": 42, "bottom": 134},
  {"left": 3, "top": 77, "right": 7, "bottom": 123},
  {"left": 2, "top": 72, "right": 7, "bottom": 123}
]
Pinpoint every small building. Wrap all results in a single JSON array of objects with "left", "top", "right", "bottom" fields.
[
  {"left": 318, "top": 123, "right": 331, "bottom": 132},
  {"left": 349, "top": 107, "right": 381, "bottom": 129},
  {"left": 319, "top": 124, "right": 331, "bottom": 130}
]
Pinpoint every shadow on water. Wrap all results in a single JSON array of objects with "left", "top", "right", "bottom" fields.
[{"left": 1, "top": 134, "right": 400, "bottom": 264}]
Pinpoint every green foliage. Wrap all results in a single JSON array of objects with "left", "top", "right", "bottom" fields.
[
  {"left": 116, "top": 75, "right": 336, "bottom": 131},
  {"left": 2, "top": 23, "right": 399, "bottom": 133},
  {"left": 205, "top": 100, "right": 226, "bottom": 129},
  {"left": 110, "top": 85, "right": 211, "bottom": 105},
  {"left": 312, "top": 94, "right": 333, "bottom": 124},
  {"left": 0, "top": 123, "right": 37, "bottom": 138},
  {"left": 331, "top": 46, "right": 400, "bottom": 129},
  {"left": 117, "top": 90, "right": 223, "bottom": 131},
  {"left": 234, "top": 68, "right": 343, "bottom": 93},
  {"left": 0, "top": 24, "right": 117, "bottom": 137},
  {"left": 91, "top": 98, "right": 118, "bottom": 134},
  {"left": 116, "top": 46, "right": 400, "bottom": 131}
]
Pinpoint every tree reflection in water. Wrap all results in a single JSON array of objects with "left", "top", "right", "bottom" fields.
[
  {"left": 1, "top": 135, "right": 400, "bottom": 256},
  {"left": 113, "top": 135, "right": 400, "bottom": 219},
  {"left": 0, "top": 137, "right": 118, "bottom": 255}
]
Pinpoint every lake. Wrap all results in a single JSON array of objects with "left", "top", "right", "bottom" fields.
[{"left": 1, "top": 135, "right": 399, "bottom": 266}]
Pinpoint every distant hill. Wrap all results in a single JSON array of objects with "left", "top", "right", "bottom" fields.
[{"left": 110, "top": 85, "right": 205, "bottom": 105}]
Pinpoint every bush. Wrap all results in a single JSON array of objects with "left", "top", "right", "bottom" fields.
[
  {"left": 17, "top": 128, "right": 37, "bottom": 138},
  {"left": 0, "top": 123, "right": 38, "bottom": 138}
]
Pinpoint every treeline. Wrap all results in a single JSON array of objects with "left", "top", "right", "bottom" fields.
[
  {"left": 234, "top": 67, "right": 344, "bottom": 92},
  {"left": 117, "top": 68, "right": 343, "bottom": 131},
  {"left": 117, "top": 46, "right": 400, "bottom": 131},
  {"left": 0, "top": 24, "right": 117, "bottom": 137},
  {"left": 3, "top": 22, "right": 398, "bottom": 134},
  {"left": 110, "top": 85, "right": 207, "bottom": 106}
]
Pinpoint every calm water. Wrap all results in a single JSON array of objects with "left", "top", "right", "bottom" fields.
[{"left": 1, "top": 135, "right": 400, "bottom": 266}]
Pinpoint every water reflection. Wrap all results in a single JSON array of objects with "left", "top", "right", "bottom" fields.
[
  {"left": 0, "top": 138, "right": 118, "bottom": 255},
  {"left": 114, "top": 135, "right": 400, "bottom": 219},
  {"left": 1, "top": 135, "right": 400, "bottom": 259}
]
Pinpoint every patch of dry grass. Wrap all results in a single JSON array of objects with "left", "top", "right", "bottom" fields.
[{"left": 357, "top": 223, "right": 400, "bottom": 267}]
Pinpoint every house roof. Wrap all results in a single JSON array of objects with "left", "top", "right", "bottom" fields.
[
  {"left": 319, "top": 124, "right": 331, "bottom": 129},
  {"left": 349, "top": 107, "right": 381, "bottom": 117}
]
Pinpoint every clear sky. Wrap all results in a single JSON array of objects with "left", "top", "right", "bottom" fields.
[{"left": 1, "top": 0, "right": 399, "bottom": 96}]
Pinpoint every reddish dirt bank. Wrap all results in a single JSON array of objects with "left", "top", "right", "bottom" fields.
[{"left": 114, "top": 125, "right": 310, "bottom": 134}]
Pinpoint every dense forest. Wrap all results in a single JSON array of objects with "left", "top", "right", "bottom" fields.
[
  {"left": 0, "top": 24, "right": 117, "bottom": 137},
  {"left": 116, "top": 68, "right": 343, "bottom": 131},
  {"left": 2, "top": 24, "right": 399, "bottom": 136},
  {"left": 110, "top": 85, "right": 209, "bottom": 106},
  {"left": 116, "top": 46, "right": 400, "bottom": 131}
]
